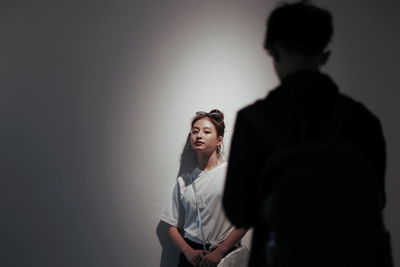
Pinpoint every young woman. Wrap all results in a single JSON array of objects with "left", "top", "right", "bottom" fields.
[{"left": 160, "top": 110, "right": 247, "bottom": 267}]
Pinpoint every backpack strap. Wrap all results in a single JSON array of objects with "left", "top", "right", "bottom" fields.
[{"left": 189, "top": 174, "right": 207, "bottom": 251}]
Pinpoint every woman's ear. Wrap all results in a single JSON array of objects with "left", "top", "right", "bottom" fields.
[{"left": 217, "top": 136, "right": 224, "bottom": 146}]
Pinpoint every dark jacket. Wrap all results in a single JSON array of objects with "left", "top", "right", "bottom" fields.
[{"left": 223, "top": 71, "right": 389, "bottom": 266}]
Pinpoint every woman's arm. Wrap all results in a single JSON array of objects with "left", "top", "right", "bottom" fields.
[
  {"left": 199, "top": 228, "right": 248, "bottom": 267},
  {"left": 168, "top": 225, "right": 207, "bottom": 266}
]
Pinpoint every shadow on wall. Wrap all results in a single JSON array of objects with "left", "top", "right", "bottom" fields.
[
  {"left": 156, "top": 221, "right": 180, "bottom": 267},
  {"left": 157, "top": 134, "right": 197, "bottom": 266}
]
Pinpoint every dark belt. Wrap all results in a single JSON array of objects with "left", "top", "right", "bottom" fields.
[{"left": 184, "top": 238, "right": 240, "bottom": 254}]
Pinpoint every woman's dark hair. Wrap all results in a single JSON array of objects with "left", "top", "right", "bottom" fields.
[
  {"left": 264, "top": 1, "right": 333, "bottom": 57},
  {"left": 191, "top": 109, "right": 225, "bottom": 137}
]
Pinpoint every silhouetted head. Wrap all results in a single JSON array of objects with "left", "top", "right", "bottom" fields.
[
  {"left": 264, "top": 1, "right": 333, "bottom": 79},
  {"left": 190, "top": 109, "right": 225, "bottom": 157},
  {"left": 264, "top": 1, "right": 333, "bottom": 57}
]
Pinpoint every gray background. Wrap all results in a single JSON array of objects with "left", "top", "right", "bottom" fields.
[{"left": 1, "top": 0, "right": 399, "bottom": 266}]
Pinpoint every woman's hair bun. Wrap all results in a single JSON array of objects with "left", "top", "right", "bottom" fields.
[{"left": 209, "top": 109, "right": 224, "bottom": 121}]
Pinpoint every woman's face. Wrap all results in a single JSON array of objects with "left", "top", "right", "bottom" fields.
[{"left": 190, "top": 118, "right": 223, "bottom": 154}]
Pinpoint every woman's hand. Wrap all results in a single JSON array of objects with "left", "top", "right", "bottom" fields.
[
  {"left": 184, "top": 248, "right": 207, "bottom": 266},
  {"left": 199, "top": 249, "right": 224, "bottom": 267}
]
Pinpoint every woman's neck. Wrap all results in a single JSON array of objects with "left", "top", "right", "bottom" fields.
[{"left": 197, "top": 151, "right": 222, "bottom": 171}]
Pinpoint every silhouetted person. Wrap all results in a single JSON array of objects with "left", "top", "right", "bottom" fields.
[{"left": 223, "top": 1, "right": 393, "bottom": 266}]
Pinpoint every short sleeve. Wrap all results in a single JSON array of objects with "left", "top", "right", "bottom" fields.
[{"left": 160, "top": 181, "right": 184, "bottom": 228}]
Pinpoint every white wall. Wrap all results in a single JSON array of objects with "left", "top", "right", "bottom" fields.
[{"left": 1, "top": 0, "right": 399, "bottom": 266}]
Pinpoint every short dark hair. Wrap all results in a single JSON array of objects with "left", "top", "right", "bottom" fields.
[{"left": 264, "top": 1, "right": 333, "bottom": 57}]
